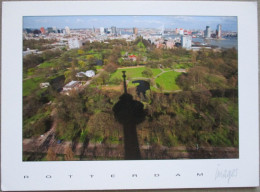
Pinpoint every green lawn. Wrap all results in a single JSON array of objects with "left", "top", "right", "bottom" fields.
[
  {"left": 95, "top": 66, "right": 103, "bottom": 70},
  {"left": 174, "top": 63, "right": 193, "bottom": 69},
  {"left": 110, "top": 67, "right": 162, "bottom": 80},
  {"left": 109, "top": 67, "right": 182, "bottom": 92},
  {"left": 23, "top": 77, "right": 44, "bottom": 96},
  {"left": 121, "top": 50, "right": 126, "bottom": 56},
  {"left": 155, "top": 71, "right": 181, "bottom": 91},
  {"left": 38, "top": 62, "right": 56, "bottom": 68},
  {"left": 86, "top": 50, "right": 102, "bottom": 59},
  {"left": 23, "top": 110, "right": 51, "bottom": 126}
]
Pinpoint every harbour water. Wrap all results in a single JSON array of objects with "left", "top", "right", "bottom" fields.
[
  {"left": 163, "top": 34, "right": 238, "bottom": 49},
  {"left": 192, "top": 37, "right": 238, "bottom": 49}
]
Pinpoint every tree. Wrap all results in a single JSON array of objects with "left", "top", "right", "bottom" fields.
[
  {"left": 64, "top": 70, "right": 74, "bottom": 83},
  {"left": 42, "top": 50, "right": 62, "bottom": 61},
  {"left": 55, "top": 93, "right": 87, "bottom": 140},
  {"left": 191, "top": 51, "right": 198, "bottom": 65},
  {"left": 78, "top": 49, "right": 84, "bottom": 55},
  {"left": 23, "top": 54, "right": 44, "bottom": 70},
  {"left": 78, "top": 60, "right": 87, "bottom": 69},
  {"left": 32, "top": 116, "right": 52, "bottom": 136},
  {"left": 86, "top": 55, "right": 95, "bottom": 66},
  {"left": 103, "top": 59, "right": 109, "bottom": 65},
  {"left": 150, "top": 48, "right": 162, "bottom": 60},
  {"left": 64, "top": 146, "right": 75, "bottom": 160},
  {"left": 142, "top": 68, "right": 153, "bottom": 78},
  {"left": 72, "top": 58, "right": 78, "bottom": 68},
  {"left": 46, "top": 147, "right": 58, "bottom": 161},
  {"left": 104, "top": 63, "right": 118, "bottom": 73},
  {"left": 99, "top": 71, "right": 110, "bottom": 85},
  {"left": 87, "top": 112, "right": 121, "bottom": 144}
]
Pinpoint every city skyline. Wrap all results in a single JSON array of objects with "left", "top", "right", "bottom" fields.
[{"left": 23, "top": 16, "right": 237, "bottom": 31}]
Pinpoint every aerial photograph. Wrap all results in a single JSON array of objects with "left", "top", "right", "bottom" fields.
[{"left": 22, "top": 16, "right": 238, "bottom": 161}]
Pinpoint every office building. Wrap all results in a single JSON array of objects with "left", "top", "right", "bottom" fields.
[
  {"left": 52, "top": 26, "right": 58, "bottom": 33},
  {"left": 47, "top": 27, "right": 54, "bottom": 33},
  {"left": 111, "top": 26, "right": 117, "bottom": 35},
  {"left": 204, "top": 26, "right": 211, "bottom": 38},
  {"left": 216, "top": 24, "right": 222, "bottom": 39},
  {"left": 100, "top": 27, "right": 105, "bottom": 35},
  {"left": 65, "top": 26, "right": 71, "bottom": 35},
  {"left": 133, "top": 27, "right": 138, "bottom": 35}
]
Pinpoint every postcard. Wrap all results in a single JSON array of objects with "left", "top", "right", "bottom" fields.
[{"left": 1, "top": 1, "right": 259, "bottom": 191}]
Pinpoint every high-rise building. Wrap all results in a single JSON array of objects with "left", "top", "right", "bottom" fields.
[
  {"left": 204, "top": 26, "right": 211, "bottom": 38},
  {"left": 160, "top": 24, "right": 165, "bottom": 35},
  {"left": 111, "top": 26, "right": 117, "bottom": 35},
  {"left": 133, "top": 27, "right": 138, "bottom": 35},
  {"left": 216, "top": 24, "right": 222, "bottom": 39},
  {"left": 181, "top": 35, "right": 192, "bottom": 49},
  {"left": 40, "top": 27, "right": 45, "bottom": 34},
  {"left": 47, "top": 27, "right": 54, "bottom": 33},
  {"left": 65, "top": 26, "right": 70, "bottom": 35},
  {"left": 100, "top": 27, "right": 105, "bottom": 35},
  {"left": 52, "top": 26, "right": 58, "bottom": 33}
]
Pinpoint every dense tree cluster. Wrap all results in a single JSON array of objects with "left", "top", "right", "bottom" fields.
[
  {"left": 55, "top": 88, "right": 123, "bottom": 144},
  {"left": 23, "top": 49, "right": 62, "bottom": 71},
  {"left": 23, "top": 39, "right": 57, "bottom": 51},
  {"left": 177, "top": 48, "right": 238, "bottom": 91}
]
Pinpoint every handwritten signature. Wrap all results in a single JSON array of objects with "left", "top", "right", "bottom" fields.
[{"left": 215, "top": 168, "right": 238, "bottom": 183}]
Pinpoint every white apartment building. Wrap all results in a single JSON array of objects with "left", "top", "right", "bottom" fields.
[{"left": 181, "top": 35, "right": 192, "bottom": 49}]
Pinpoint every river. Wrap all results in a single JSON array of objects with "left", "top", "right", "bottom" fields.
[{"left": 163, "top": 34, "right": 237, "bottom": 49}]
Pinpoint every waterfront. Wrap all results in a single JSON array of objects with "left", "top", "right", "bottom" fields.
[
  {"left": 192, "top": 37, "right": 238, "bottom": 49},
  {"left": 164, "top": 34, "right": 237, "bottom": 49}
]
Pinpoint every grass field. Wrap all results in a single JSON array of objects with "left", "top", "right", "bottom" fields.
[
  {"left": 174, "top": 62, "right": 193, "bottom": 69},
  {"left": 109, "top": 67, "right": 183, "bottom": 92},
  {"left": 110, "top": 67, "right": 162, "bottom": 80},
  {"left": 38, "top": 62, "right": 56, "bottom": 68},
  {"left": 155, "top": 71, "right": 181, "bottom": 91},
  {"left": 23, "top": 77, "right": 44, "bottom": 96}
]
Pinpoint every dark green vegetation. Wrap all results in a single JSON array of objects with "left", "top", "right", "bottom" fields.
[
  {"left": 23, "top": 39, "right": 57, "bottom": 51},
  {"left": 23, "top": 37, "right": 238, "bottom": 160}
]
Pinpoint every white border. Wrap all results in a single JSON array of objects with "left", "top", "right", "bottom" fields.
[{"left": 1, "top": 1, "right": 259, "bottom": 191}]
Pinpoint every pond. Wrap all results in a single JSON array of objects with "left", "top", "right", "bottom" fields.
[{"left": 132, "top": 80, "right": 150, "bottom": 98}]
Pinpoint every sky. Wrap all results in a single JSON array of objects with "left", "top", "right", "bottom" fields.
[{"left": 23, "top": 16, "right": 237, "bottom": 31}]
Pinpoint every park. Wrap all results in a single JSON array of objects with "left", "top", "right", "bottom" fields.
[{"left": 22, "top": 37, "right": 239, "bottom": 161}]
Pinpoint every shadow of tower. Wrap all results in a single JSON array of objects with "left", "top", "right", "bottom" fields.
[{"left": 113, "top": 71, "right": 146, "bottom": 160}]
